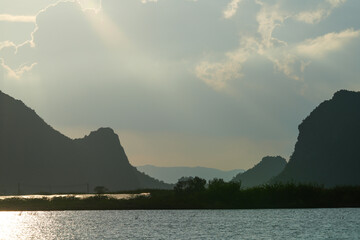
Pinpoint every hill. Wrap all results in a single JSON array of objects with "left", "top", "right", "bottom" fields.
[
  {"left": 232, "top": 156, "right": 286, "bottom": 188},
  {"left": 136, "top": 165, "right": 244, "bottom": 184},
  {"left": 272, "top": 90, "right": 360, "bottom": 186},
  {"left": 0, "top": 91, "right": 170, "bottom": 194}
]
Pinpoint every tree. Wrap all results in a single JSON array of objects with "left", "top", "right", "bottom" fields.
[{"left": 174, "top": 177, "right": 206, "bottom": 193}]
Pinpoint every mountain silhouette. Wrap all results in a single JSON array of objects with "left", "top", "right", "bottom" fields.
[
  {"left": 0, "top": 91, "right": 170, "bottom": 194},
  {"left": 272, "top": 90, "right": 360, "bottom": 186},
  {"left": 232, "top": 156, "right": 286, "bottom": 188},
  {"left": 136, "top": 165, "right": 244, "bottom": 184}
]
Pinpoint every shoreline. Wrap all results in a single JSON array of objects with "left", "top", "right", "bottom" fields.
[{"left": 1, "top": 184, "right": 359, "bottom": 211}]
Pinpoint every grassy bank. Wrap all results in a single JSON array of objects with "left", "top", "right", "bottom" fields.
[{"left": 0, "top": 183, "right": 360, "bottom": 211}]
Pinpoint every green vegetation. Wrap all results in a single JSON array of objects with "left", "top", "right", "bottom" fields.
[{"left": 0, "top": 178, "right": 359, "bottom": 211}]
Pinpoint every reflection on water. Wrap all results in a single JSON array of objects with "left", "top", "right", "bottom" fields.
[
  {"left": 0, "top": 193, "right": 149, "bottom": 200},
  {"left": 0, "top": 209, "right": 359, "bottom": 239}
]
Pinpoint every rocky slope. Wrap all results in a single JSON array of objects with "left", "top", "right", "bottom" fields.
[
  {"left": 272, "top": 90, "right": 360, "bottom": 186},
  {"left": 0, "top": 91, "right": 170, "bottom": 194},
  {"left": 232, "top": 156, "right": 286, "bottom": 188}
]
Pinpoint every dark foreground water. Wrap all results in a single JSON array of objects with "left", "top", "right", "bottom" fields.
[{"left": 0, "top": 209, "right": 359, "bottom": 239}]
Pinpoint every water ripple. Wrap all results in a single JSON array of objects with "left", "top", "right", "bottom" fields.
[{"left": 0, "top": 209, "right": 359, "bottom": 239}]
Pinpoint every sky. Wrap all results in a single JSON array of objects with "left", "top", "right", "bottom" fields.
[{"left": 1, "top": 0, "right": 360, "bottom": 170}]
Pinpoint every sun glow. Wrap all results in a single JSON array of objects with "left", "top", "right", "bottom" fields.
[
  {"left": 77, "top": 0, "right": 102, "bottom": 12},
  {"left": 79, "top": 0, "right": 131, "bottom": 50},
  {"left": 0, "top": 212, "right": 23, "bottom": 239},
  {"left": 77, "top": 0, "right": 168, "bottom": 86}
]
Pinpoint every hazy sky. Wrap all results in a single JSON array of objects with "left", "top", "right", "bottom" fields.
[{"left": 1, "top": 0, "right": 360, "bottom": 170}]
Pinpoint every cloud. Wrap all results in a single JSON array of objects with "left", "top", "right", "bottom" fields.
[
  {"left": 223, "top": 0, "right": 243, "bottom": 19},
  {"left": 295, "top": 9, "right": 329, "bottom": 24},
  {"left": 141, "top": 0, "right": 158, "bottom": 3},
  {"left": 251, "top": 1, "right": 306, "bottom": 80},
  {"left": 0, "top": 0, "right": 102, "bottom": 78},
  {"left": 2, "top": 1, "right": 71, "bottom": 51},
  {"left": 196, "top": 57, "right": 244, "bottom": 91},
  {"left": 195, "top": 0, "right": 357, "bottom": 90},
  {"left": 327, "top": 0, "right": 346, "bottom": 8},
  {"left": 295, "top": 0, "right": 346, "bottom": 24},
  {"left": 0, "top": 41, "right": 16, "bottom": 51},
  {"left": 297, "top": 29, "right": 360, "bottom": 58},
  {"left": 255, "top": 1, "right": 288, "bottom": 49},
  {"left": 77, "top": 0, "right": 102, "bottom": 12},
  {"left": 0, "top": 58, "right": 37, "bottom": 79},
  {"left": 263, "top": 29, "right": 360, "bottom": 81},
  {"left": 197, "top": 1, "right": 294, "bottom": 89},
  {"left": 0, "top": 14, "right": 36, "bottom": 22},
  {"left": 196, "top": 38, "right": 256, "bottom": 90}
]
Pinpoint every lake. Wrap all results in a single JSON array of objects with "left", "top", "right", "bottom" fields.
[{"left": 0, "top": 209, "right": 359, "bottom": 239}]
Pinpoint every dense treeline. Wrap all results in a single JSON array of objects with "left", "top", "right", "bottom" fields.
[{"left": 0, "top": 177, "right": 359, "bottom": 211}]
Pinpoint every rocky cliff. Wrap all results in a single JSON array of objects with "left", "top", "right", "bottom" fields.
[
  {"left": 272, "top": 90, "right": 360, "bottom": 186},
  {"left": 0, "top": 91, "right": 170, "bottom": 194}
]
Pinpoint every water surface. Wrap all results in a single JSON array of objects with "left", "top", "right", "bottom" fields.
[{"left": 0, "top": 209, "right": 358, "bottom": 239}]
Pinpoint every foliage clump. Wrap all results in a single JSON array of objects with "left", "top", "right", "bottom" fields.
[{"left": 174, "top": 177, "right": 206, "bottom": 193}]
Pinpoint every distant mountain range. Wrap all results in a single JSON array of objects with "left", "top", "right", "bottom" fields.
[
  {"left": 272, "top": 90, "right": 360, "bottom": 186},
  {"left": 232, "top": 156, "right": 287, "bottom": 188},
  {"left": 136, "top": 165, "right": 244, "bottom": 184},
  {"left": 0, "top": 91, "right": 170, "bottom": 194}
]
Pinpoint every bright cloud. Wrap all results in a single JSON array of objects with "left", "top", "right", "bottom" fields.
[
  {"left": 297, "top": 29, "right": 360, "bottom": 58},
  {"left": 327, "top": 0, "right": 346, "bottom": 8},
  {"left": 196, "top": 37, "right": 257, "bottom": 90},
  {"left": 295, "top": 9, "right": 329, "bottom": 24},
  {"left": 141, "top": 0, "right": 158, "bottom": 3},
  {"left": 196, "top": 55, "right": 245, "bottom": 91},
  {"left": 223, "top": 0, "right": 243, "bottom": 19},
  {"left": 255, "top": 2, "right": 287, "bottom": 49},
  {"left": 78, "top": 0, "right": 102, "bottom": 10},
  {"left": 0, "top": 58, "right": 37, "bottom": 79},
  {"left": 295, "top": 0, "right": 346, "bottom": 24},
  {"left": 0, "top": 41, "right": 16, "bottom": 51},
  {"left": 0, "top": 14, "right": 36, "bottom": 22}
]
